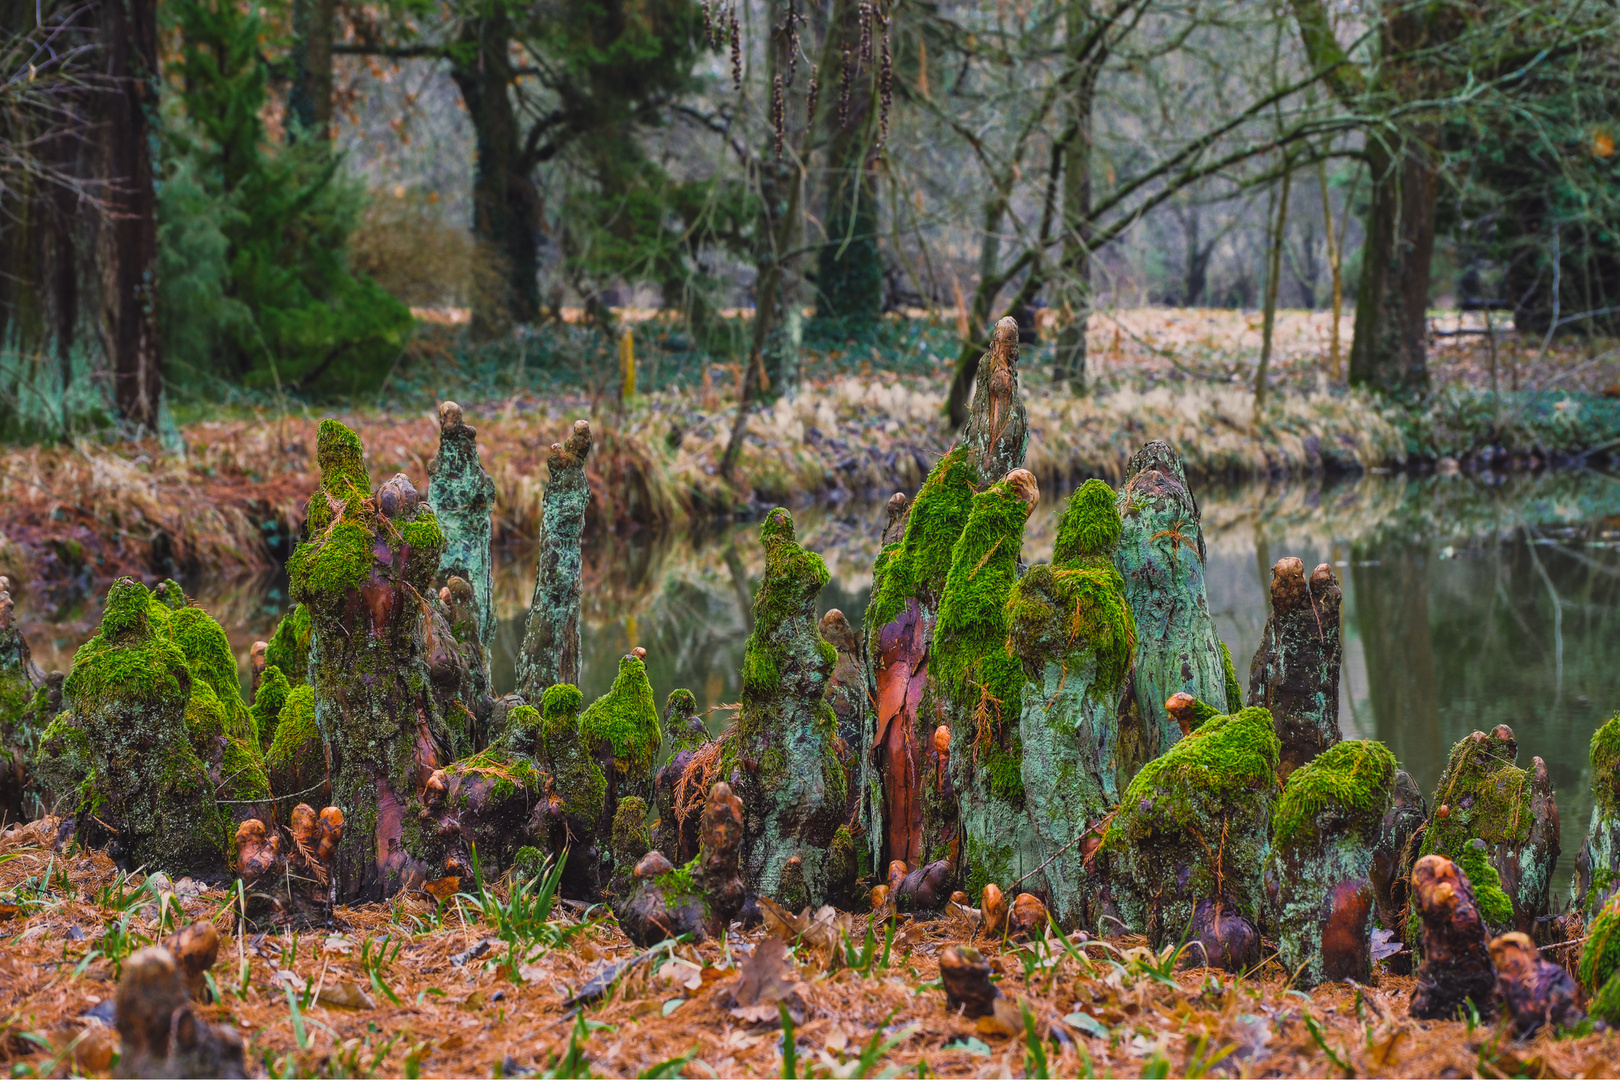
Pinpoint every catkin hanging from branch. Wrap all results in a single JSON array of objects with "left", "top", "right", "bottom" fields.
[
  {"left": 877, "top": 3, "right": 892, "bottom": 149},
  {"left": 728, "top": 8, "right": 742, "bottom": 90}
]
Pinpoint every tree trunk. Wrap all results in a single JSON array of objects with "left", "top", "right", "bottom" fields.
[
  {"left": 813, "top": 0, "right": 880, "bottom": 327},
  {"left": 1348, "top": 132, "right": 1436, "bottom": 396},
  {"left": 287, "top": 0, "right": 334, "bottom": 139},
  {"left": 449, "top": 13, "right": 541, "bottom": 329},
  {"left": 1052, "top": 43, "right": 1098, "bottom": 393},
  {"left": 100, "top": 0, "right": 162, "bottom": 432}
]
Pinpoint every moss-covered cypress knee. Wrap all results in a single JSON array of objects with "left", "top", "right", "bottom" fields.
[
  {"left": 287, "top": 419, "right": 463, "bottom": 902},
  {"left": 1006, "top": 479, "right": 1136, "bottom": 930},
  {"left": 614, "top": 781, "right": 747, "bottom": 947},
  {"left": 1103, "top": 701, "right": 1280, "bottom": 951},
  {"left": 1573, "top": 710, "right": 1620, "bottom": 919},
  {"left": 1112, "top": 441, "right": 1226, "bottom": 773},
  {"left": 0, "top": 576, "right": 52, "bottom": 822},
  {"left": 54, "top": 578, "right": 241, "bottom": 874},
  {"left": 428, "top": 402, "right": 497, "bottom": 684},
  {"left": 1415, "top": 725, "right": 1559, "bottom": 943},
  {"left": 264, "top": 603, "right": 312, "bottom": 684},
  {"left": 609, "top": 796, "right": 652, "bottom": 899},
  {"left": 1263, "top": 740, "right": 1396, "bottom": 987},
  {"left": 1409, "top": 854, "right": 1499, "bottom": 1020},
  {"left": 580, "top": 648, "right": 661, "bottom": 877},
  {"left": 937, "top": 470, "right": 1041, "bottom": 905},
  {"left": 722, "top": 508, "right": 849, "bottom": 908},
  {"left": 653, "top": 689, "right": 711, "bottom": 866},
  {"left": 517, "top": 420, "right": 592, "bottom": 703},
  {"left": 1248, "top": 559, "right": 1343, "bottom": 779},
  {"left": 1580, "top": 892, "right": 1620, "bottom": 1023}
]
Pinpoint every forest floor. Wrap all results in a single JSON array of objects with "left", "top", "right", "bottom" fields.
[
  {"left": 1, "top": 308, "right": 1617, "bottom": 592},
  {"left": 2, "top": 817, "right": 1616, "bottom": 1080}
]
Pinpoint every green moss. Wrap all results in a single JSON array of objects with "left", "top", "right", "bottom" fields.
[
  {"left": 251, "top": 665, "right": 292, "bottom": 752},
  {"left": 980, "top": 738, "right": 1025, "bottom": 807},
  {"left": 98, "top": 577, "right": 154, "bottom": 640},
  {"left": 511, "top": 845, "right": 547, "bottom": 886},
  {"left": 1421, "top": 729, "right": 1535, "bottom": 859},
  {"left": 397, "top": 510, "right": 446, "bottom": 583},
  {"left": 1220, "top": 641, "right": 1244, "bottom": 714},
  {"left": 1455, "top": 838, "right": 1515, "bottom": 928},
  {"left": 742, "top": 648, "right": 780, "bottom": 696},
  {"left": 1582, "top": 894, "right": 1620, "bottom": 996},
  {"left": 307, "top": 419, "right": 372, "bottom": 534},
  {"left": 1006, "top": 563, "right": 1135, "bottom": 694},
  {"left": 666, "top": 689, "right": 697, "bottom": 717},
  {"left": 1271, "top": 739, "right": 1396, "bottom": 848},
  {"left": 760, "top": 747, "right": 787, "bottom": 787},
  {"left": 265, "top": 683, "right": 323, "bottom": 798},
  {"left": 580, "top": 655, "right": 662, "bottom": 778},
  {"left": 1591, "top": 712, "right": 1620, "bottom": 819},
  {"left": 288, "top": 519, "right": 374, "bottom": 604},
  {"left": 1052, "top": 479, "right": 1123, "bottom": 563},
  {"left": 536, "top": 684, "right": 608, "bottom": 825},
  {"left": 264, "top": 604, "right": 312, "bottom": 682},
  {"left": 934, "top": 476, "right": 1032, "bottom": 725},
  {"left": 866, "top": 446, "right": 977, "bottom": 629},
  {"left": 613, "top": 796, "right": 652, "bottom": 864},
  {"left": 1107, "top": 706, "right": 1281, "bottom": 846},
  {"left": 653, "top": 859, "right": 704, "bottom": 904}
]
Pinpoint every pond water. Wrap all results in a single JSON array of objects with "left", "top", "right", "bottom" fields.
[{"left": 16, "top": 468, "right": 1620, "bottom": 895}]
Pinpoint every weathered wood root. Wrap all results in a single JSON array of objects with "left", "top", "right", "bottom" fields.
[
  {"left": 1370, "top": 769, "right": 1427, "bottom": 974},
  {"left": 1181, "top": 897, "right": 1261, "bottom": 973},
  {"left": 115, "top": 932, "right": 245, "bottom": 1078},
  {"left": 939, "top": 944, "right": 1001, "bottom": 1019},
  {"left": 614, "top": 781, "right": 747, "bottom": 947},
  {"left": 889, "top": 859, "right": 954, "bottom": 912},
  {"left": 234, "top": 803, "right": 344, "bottom": 928},
  {"left": 1409, "top": 854, "right": 1498, "bottom": 1020},
  {"left": 1490, "top": 931, "right": 1584, "bottom": 1036}
]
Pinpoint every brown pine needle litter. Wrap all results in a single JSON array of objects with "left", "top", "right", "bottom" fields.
[{"left": 4, "top": 818, "right": 1620, "bottom": 1078}]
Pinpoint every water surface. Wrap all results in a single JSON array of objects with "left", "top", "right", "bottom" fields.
[{"left": 18, "top": 469, "right": 1620, "bottom": 893}]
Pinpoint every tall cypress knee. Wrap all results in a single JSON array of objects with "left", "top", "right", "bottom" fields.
[
  {"left": 1249, "top": 558, "right": 1343, "bottom": 779},
  {"left": 1112, "top": 440, "right": 1226, "bottom": 772},
  {"left": 721, "top": 509, "right": 849, "bottom": 907},
  {"left": 429, "top": 401, "right": 497, "bottom": 686},
  {"left": 288, "top": 420, "right": 462, "bottom": 902},
  {"left": 518, "top": 421, "right": 592, "bottom": 702}
]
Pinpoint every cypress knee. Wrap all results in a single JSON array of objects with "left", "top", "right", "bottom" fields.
[
  {"left": 428, "top": 401, "right": 497, "bottom": 688},
  {"left": 1573, "top": 710, "right": 1620, "bottom": 919},
  {"left": 287, "top": 420, "right": 465, "bottom": 902},
  {"left": 1264, "top": 740, "right": 1396, "bottom": 987},
  {"left": 1369, "top": 769, "right": 1427, "bottom": 974},
  {"left": 1409, "top": 854, "right": 1498, "bottom": 1020},
  {"left": 1249, "top": 558, "right": 1343, "bottom": 778},
  {"left": 1103, "top": 700, "right": 1279, "bottom": 957},
  {"left": 517, "top": 420, "right": 592, "bottom": 702},
  {"left": 1006, "top": 479, "right": 1136, "bottom": 930},
  {"left": 1415, "top": 726, "right": 1559, "bottom": 942},
  {"left": 652, "top": 689, "right": 711, "bottom": 866},
  {"left": 1113, "top": 441, "right": 1227, "bottom": 774},
  {"left": 719, "top": 509, "right": 849, "bottom": 907},
  {"left": 0, "top": 576, "right": 53, "bottom": 822},
  {"left": 615, "top": 781, "right": 747, "bottom": 946}
]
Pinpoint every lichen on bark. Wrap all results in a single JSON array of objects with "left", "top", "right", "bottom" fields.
[
  {"left": 1264, "top": 739, "right": 1396, "bottom": 987},
  {"left": 1103, "top": 700, "right": 1280, "bottom": 946},
  {"left": 516, "top": 420, "right": 592, "bottom": 703},
  {"left": 1248, "top": 558, "right": 1343, "bottom": 778},
  {"left": 1004, "top": 478, "right": 1136, "bottom": 929},
  {"left": 428, "top": 402, "right": 497, "bottom": 683},
  {"left": 1112, "top": 440, "right": 1226, "bottom": 774},
  {"left": 1414, "top": 725, "right": 1559, "bottom": 944},
  {"left": 723, "top": 508, "right": 849, "bottom": 908}
]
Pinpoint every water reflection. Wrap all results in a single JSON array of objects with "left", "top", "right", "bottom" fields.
[{"left": 15, "top": 470, "right": 1620, "bottom": 892}]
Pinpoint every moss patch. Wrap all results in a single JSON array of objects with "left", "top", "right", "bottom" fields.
[
  {"left": 1271, "top": 739, "right": 1396, "bottom": 849},
  {"left": 265, "top": 604, "right": 312, "bottom": 682},
  {"left": 1455, "top": 837, "right": 1515, "bottom": 928},
  {"left": 1220, "top": 641, "right": 1244, "bottom": 713},
  {"left": 865, "top": 446, "right": 977, "bottom": 629},
  {"left": 580, "top": 657, "right": 661, "bottom": 780}
]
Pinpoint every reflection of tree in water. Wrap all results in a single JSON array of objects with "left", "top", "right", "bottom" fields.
[{"left": 1351, "top": 519, "right": 1620, "bottom": 886}]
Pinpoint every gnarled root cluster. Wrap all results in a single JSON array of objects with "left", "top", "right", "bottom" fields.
[{"left": 115, "top": 922, "right": 245, "bottom": 1078}]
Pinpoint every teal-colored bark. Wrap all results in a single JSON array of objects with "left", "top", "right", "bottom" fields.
[
  {"left": 428, "top": 402, "right": 497, "bottom": 680},
  {"left": 938, "top": 472, "right": 1039, "bottom": 903},
  {"left": 724, "top": 508, "right": 848, "bottom": 906},
  {"left": 1104, "top": 702, "right": 1280, "bottom": 943},
  {"left": 1006, "top": 479, "right": 1136, "bottom": 930},
  {"left": 1575, "top": 711, "right": 1620, "bottom": 918},
  {"left": 1248, "top": 559, "right": 1343, "bottom": 778},
  {"left": 517, "top": 421, "right": 592, "bottom": 702},
  {"left": 288, "top": 419, "right": 457, "bottom": 902},
  {"left": 1264, "top": 740, "right": 1395, "bottom": 987},
  {"left": 1415, "top": 726, "right": 1559, "bottom": 942},
  {"left": 1112, "top": 441, "right": 1226, "bottom": 771}
]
